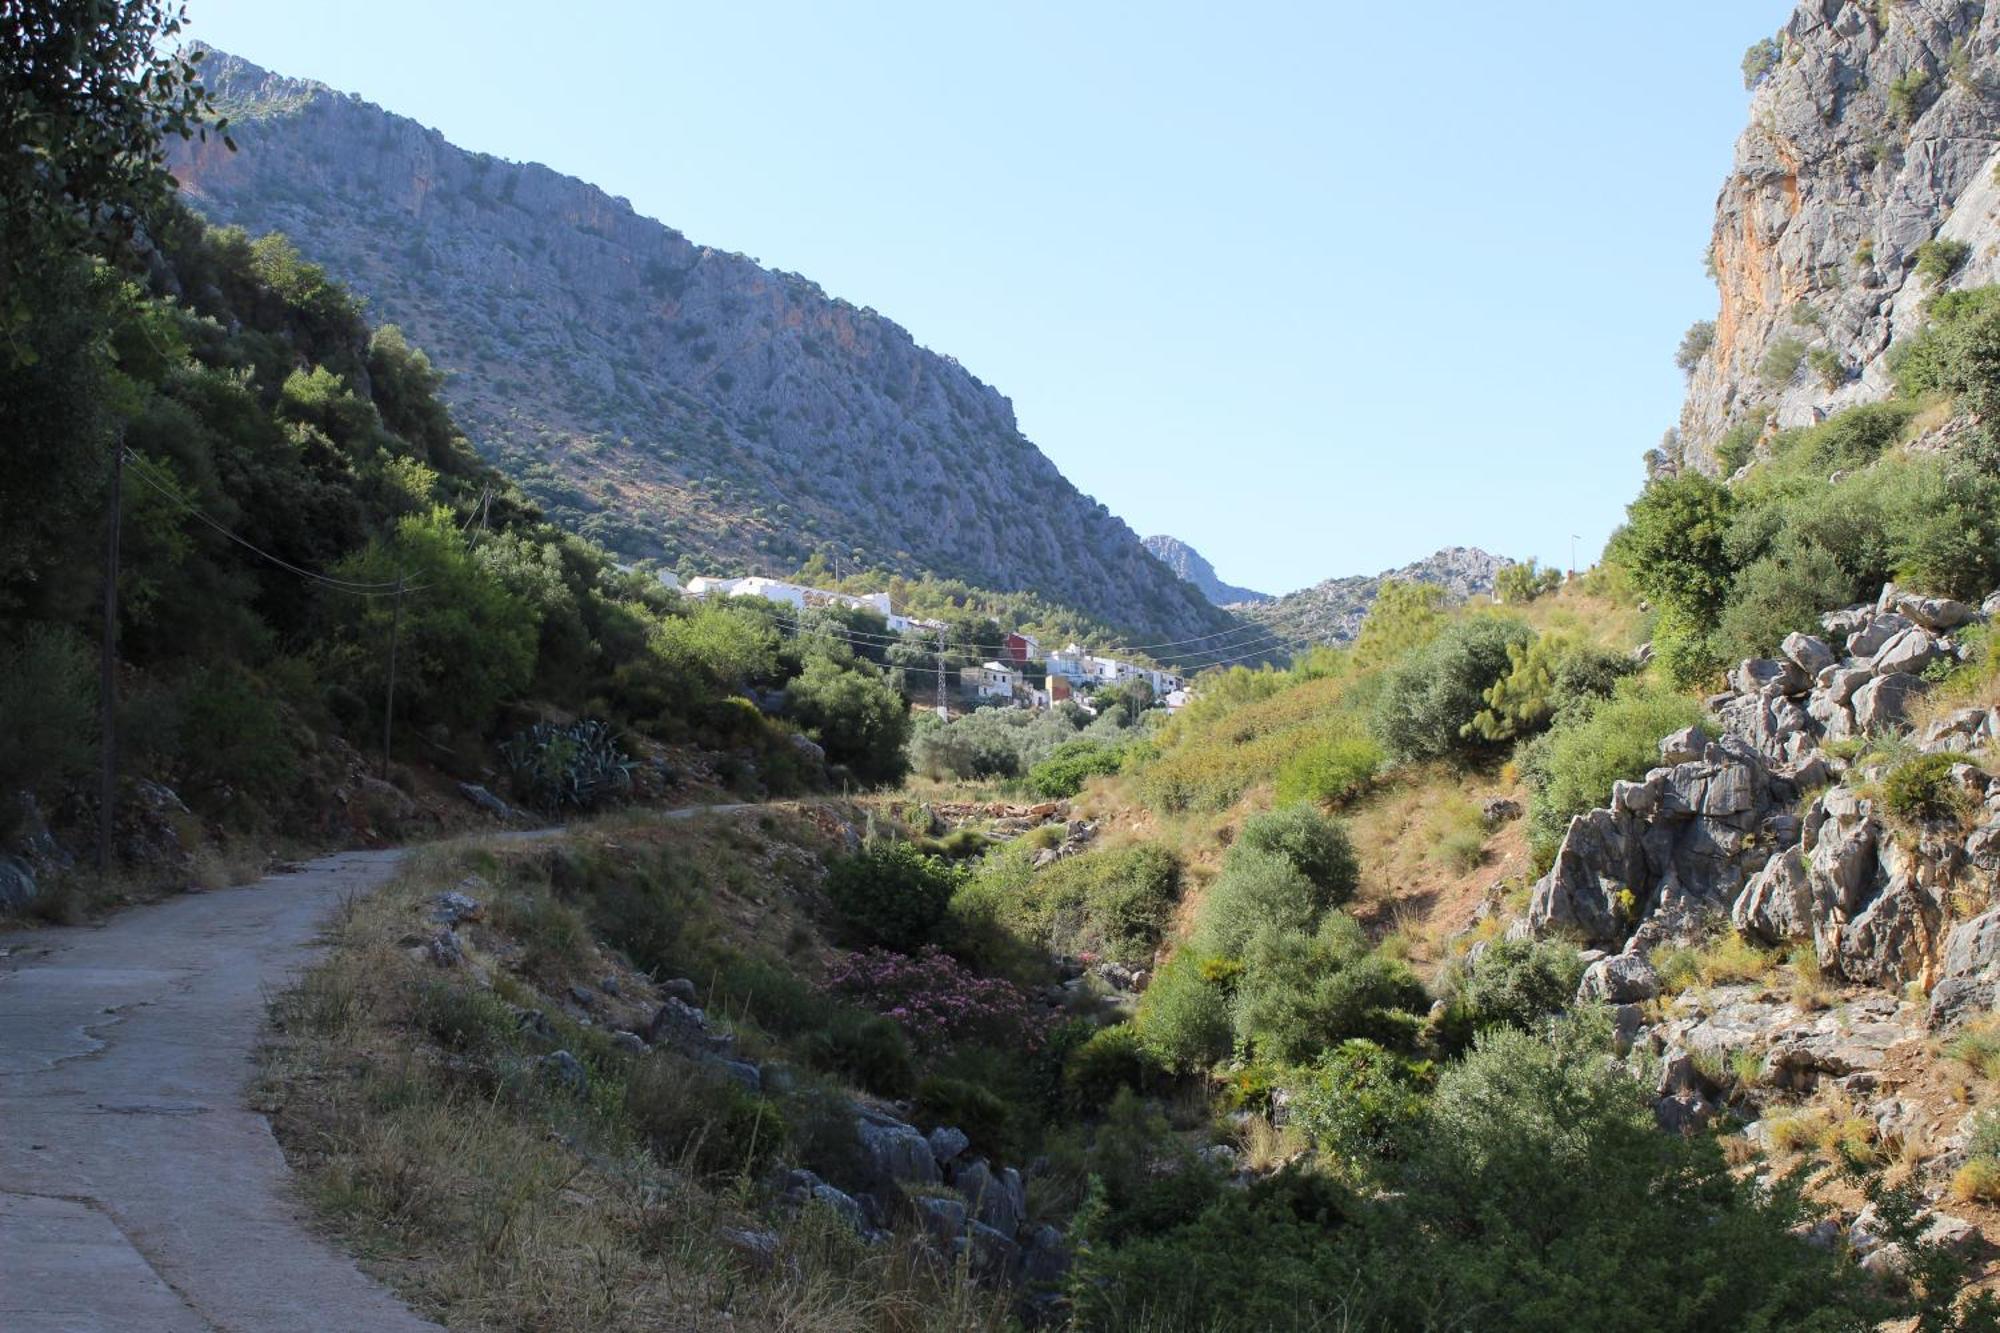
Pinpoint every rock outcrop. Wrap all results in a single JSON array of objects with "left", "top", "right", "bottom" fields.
[
  {"left": 1142, "top": 535, "right": 1273, "bottom": 607},
  {"left": 1678, "top": 2, "right": 2000, "bottom": 467},
  {"left": 1240, "top": 546, "right": 1510, "bottom": 647},
  {"left": 1532, "top": 583, "right": 2000, "bottom": 993}
]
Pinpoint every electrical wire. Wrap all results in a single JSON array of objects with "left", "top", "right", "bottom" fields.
[{"left": 122, "top": 450, "right": 430, "bottom": 597}]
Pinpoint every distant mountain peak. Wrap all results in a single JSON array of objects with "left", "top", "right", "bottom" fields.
[
  {"left": 1245, "top": 546, "right": 1509, "bottom": 647},
  {"left": 1143, "top": 535, "right": 1271, "bottom": 606}
]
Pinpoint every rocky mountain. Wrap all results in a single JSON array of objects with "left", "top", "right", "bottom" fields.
[
  {"left": 1141, "top": 535, "right": 1272, "bottom": 606},
  {"left": 1242, "top": 546, "right": 1508, "bottom": 647},
  {"left": 164, "top": 51, "right": 1237, "bottom": 647},
  {"left": 1676, "top": 0, "right": 2000, "bottom": 471}
]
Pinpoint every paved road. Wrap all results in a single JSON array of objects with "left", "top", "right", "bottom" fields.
[
  {"left": 0, "top": 847, "right": 439, "bottom": 1332},
  {"left": 0, "top": 804, "right": 761, "bottom": 1331}
]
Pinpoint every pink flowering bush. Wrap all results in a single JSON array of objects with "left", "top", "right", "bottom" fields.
[{"left": 827, "top": 946, "right": 1054, "bottom": 1056}]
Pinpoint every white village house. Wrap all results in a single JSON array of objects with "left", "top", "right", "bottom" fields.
[{"left": 963, "top": 660, "right": 1023, "bottom": 702}]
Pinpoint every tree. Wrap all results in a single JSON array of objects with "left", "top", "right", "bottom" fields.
[
  {"left": 1609, "top": 471, "right": 1737, "bottom": 627},
  {"left": 785, "top": 651, "right": 911, "bottom": 786},
  {"left": 2, "top": 1, "right": 230, "bottom": 330},
  {"left": 1370, "top": 615, "right": 1531, "bottom": 763},
  {"left": 1674, "top": 319, "right": 1716, "bottom": 374}
]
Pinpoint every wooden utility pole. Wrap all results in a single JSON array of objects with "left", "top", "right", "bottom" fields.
[
  {"left": 98, "top": 445, "right": 123, "bottom": 881},
  {"left": 380, "top": 569, "right": 406, "bottom": 780}
]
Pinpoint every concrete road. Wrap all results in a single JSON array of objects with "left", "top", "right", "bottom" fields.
[{"left": 0, "top": 847, "right": 439, "bottom": 1332}]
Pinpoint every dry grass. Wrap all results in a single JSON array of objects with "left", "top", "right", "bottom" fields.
[
  {"left": 1653, "top": 933, "right": 1779, "bottom": 996},
  {"left": 258, "top": 827, "right": 1012, "bottom": 1333},
  {"left": 1231, "top": 1114, "right": 1308, "bottom": 1173},
  {"left": 1952, "top": 1157, "right": 2000, "bottom": 1204},
  {"left": 1948, "top": 1016, "right": 2000, "bottom": 1082}
]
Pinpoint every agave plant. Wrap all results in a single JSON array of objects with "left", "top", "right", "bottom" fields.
[{"left": 500, "top": 719, "right": 635, "bottom": 812}]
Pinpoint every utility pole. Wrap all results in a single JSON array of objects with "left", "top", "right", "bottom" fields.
[
  {"left": 97, "top": 445, "right": 123, "bottom": 882},
  {"left": 935, "top": 625, "right": 949, "bottom": 719},
  {"left": 381, "top": 568, "right": 406, "bottom": 780}
]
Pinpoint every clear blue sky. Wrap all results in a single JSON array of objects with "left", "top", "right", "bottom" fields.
[{"left": 184, "top": 1, "right": 1779, "bottom": 596}]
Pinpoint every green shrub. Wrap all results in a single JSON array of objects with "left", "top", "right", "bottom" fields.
[
  {"left": 784, "top": 651, "right": 911, "bottom": 786},
  {"left": 914, "top": 1074, "right": 1014, "bottom": 1156},
  {"left": 953, "top": 842, "right": 1180, "bottom": 968},
  {"left": 1520, "top": 680, "right": 1707, "bottom": 865},
  {"left": 1289, "top": 1038, "right": 1433, "bottom": 1165},
  {"left": 822, "top": 840, "right": 961, "bottom": 951},
  {"left": 1741, "top": 36, "right": 1780, "bottom": 88},
  {"left": 1273, "top": 734, "right": 1382, "bottom": 807},
  {"left": 1916, "top": 237, "right": 1971, "bottom": 286},
  {"left": 1370, "top": 615, "right": 1532, "bottom": 763},
  {"left": 500, "top": 717, "right": 633, "bottom": 812},
  {"left": 1807, "top": 345, "right": 1846, "bottom": 389},
  {"left": 1467, "top": 635, "right": 1634, "bottom": 744},
  {"left": 806, "top": 1009, "right": 916, "bottom": 1098},
  {"left": 1759, "top": 335, "right": 1808, "bottom": 387},
  {"left": 1888, "top": 67, "right": 1930, "bottom": 125},
  {"left": 625, "top": 1055, "right": 788, "bottom": 1179},
  {"left": 1064, "top": 1022, "right": 1157, "bottom": 1113},
  {"left": 1675, "top": 319, "right": 1716, "bottom": 373},
  {"left": 1193, "top": 848, "right": 1325, "bottom": 958},
  {"left": 1232, "top": 915, "right": 1429, "bottom": 1064},
  {"left": 411, "top": 980, "right": 516, "bottom": 1054},
  {"left": 1027, "top": 738, "right": 1124, "bottom": 798},
  {"left": 1881, "top": 752, "right": 1976, "bottom": 824},
  {"left": 1135, "top": 950, "right": 1234, "bottom": 1074},
  {"left": 1710, "top": 541, "right": 1853, "bottom": 667},
  {"left": 1445, "top": 937, "right": 1585, "bottom": 1040},
  {"left": 1709, "top": 406, "right": 1772, "bottom": 476},
  {"left": 1233, "top": 805, "right": 1359, "bottom": 908},
  {"left": 0, "top": 624, "right": 97, "bottom": 831}
]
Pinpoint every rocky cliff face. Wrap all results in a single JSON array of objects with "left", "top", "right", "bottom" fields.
[
  {"left": 166, "top": 51, "right": 1236, "bottom": 646},
  {"left": 1141, "top": 535, "right": 1271, "bottom": 606},
  {"left": 1243, "top": 546, "right": 1508, "bottom": 646},
  {"left": 1678, "top": 0, "right": 2000, "bottom": 469}
]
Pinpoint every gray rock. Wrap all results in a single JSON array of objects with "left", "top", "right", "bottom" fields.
[
  {"left": 1852, "top": 672, "right": 1924, "bottom": 732},
  {"left": 1020, "top": 1224, "right": 1071, "bottom": 1286},
  {"left": 539, "top": 1049, "right": 589, "bottom": 1096},
  {"left": 913, "top": 1194, "right": 969, "bottom": 1245},
  {"left": 1659, "top": 725, "right": 1709, "bottom": 765},
  {"left": 855, "top": 1110, "right": 940, "bottom": 1188},
  {"left": 1733, "top": 847, "right": 1814, "bottom": 945},
  {"left": 425, "top": 928, "right": 464, "bottom": 967},
  {"left": 1781, "top": 632, "right": 1837, "bottom": 676},
  {"left": 719, "top": 1227, "right": 781, "bottom": 1274},
  {"left": 457, "top": 781, "right": 521, "bottom": 821},
  {"left": 1929, "top": 907, "right": 2000, "bottom": 1031},
  {"left": 1867, "top": 627, "right": 1938, "bottom": 678},
  {"left": 711, "top": 1058, "right": 762, "bottom": 1093},
  {"left": 647, "top": 997, "right": 730, "bottom": 1054},
  {"left": 1824, "top": 666, "right": 1873, "bottom": 706},
  {"left": 429, "top": 884, "right": 484, "bottom": 924},
  {"left": 1577, "top": 952, "right": 1661, "bottom": 1004},
  {"left": 928, "top": 1125, "right": 971, "bottom": 1166},
  {"left": 660, "top": 977, "right": 699, "bottom": 1005},
  {"left": 610, "top": 1030, "right": 649, "bottom": 1056},
  {"left": 0, "top": 854, "right": 38, "bottom": 913},
  {"left": 1846, "top": 615, "right": 1914, "bottom": 661},
  {"left": 758, "top": 1062, "right": 796, "bottom": 1096},
  {"left": 806, "top": 1182, "right": 867, "bottom": 1232},
  {"left": 962, "top": 1221, "right": 1020, "bottom": 1282},
  {"left": 1481, "top": 796, "right": 1523, "bottom": 825},
  {"left": 1733, "top": 658, "right": 1808, "bottom": 698},
  {"left": 952, "top": 1157, "right": 1025, "bottom": 1237},
  {"left": 1894, "top": 594, "right": 1976, "bottom": 631}
]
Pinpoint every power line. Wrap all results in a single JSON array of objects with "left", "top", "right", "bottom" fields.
[
  {"left": 121, "top": 450, "right": 430, "bottom": 596},
  {"left": 765, "top": 605, "right": 1300, "bottom": 668}
]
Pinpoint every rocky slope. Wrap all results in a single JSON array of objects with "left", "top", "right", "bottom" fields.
[
  {"left": 165, "top": 51, "right": 1236, "bottom": 646},
  {"left": 1141, "top": 535, "right": 1271, "bottom": 606},
  {"left": 1677, "top": 0, "right": 2000, "bottom": 469},
  {"left": 1242, "top": 546, "right": 1508, "bottom": 646}
]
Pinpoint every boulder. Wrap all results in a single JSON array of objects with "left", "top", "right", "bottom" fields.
[
  {"left": 952, "top": 1157, "right": 1026, "bottom": 1237},
  {"left": 719, "top": 1227, "right": 781, "bottom": 1274},
  {"left": 1659, "top": 725, "right": 1709, "bottom": 765},
  {"left": 1781, "top": 632, "right": 1837, "bottom": 676},
  {"left": 1480, "top": 796, "right": 1523, "bottom": 825},
  {"left": 1020, "top": 1224, "right": 1071, "bottom": 1286},
  {"left": 807, "top": 1181, "right": 868, "bottom": 1232},
  {"left": 1733, "top": 847, "right": 1814, "bottom": 945},
  {"left": 711, "top": 1058, "right": 762, "bottom": 1093},
  {"left": 457, "top": 781, "right": 522, "bottom": 822},
  {"left": 430, "top": 883, "right": 485, "bottom": 924},
  {"left": 1893, "top": 593, "right": 1976, "bottom": 631},
  {"left": 1928, "top": 906, "right": 2000, "bottom": 1031},
  {"left": 425, "top": 928, "right": 464, "bottom": 967},
  {"left": 1577, "top": 951, "right": 1661, "bottom": 1004},
  {"left": 914, "top": 1194, "right": 970, "bottom": 1245},
  {"left": 928, "top": 1125, "right": 971, "bottom": 1166},
  {"left": 1866, "top": 627, "right": 1938, "bottom": 678},
  {"left": 1823, "top": 666, "right": 1873, "bottom": 706},
  {"left": 1733, "top": 658, "right": 1808, "bottom": 697},
  {"left": 855, "top": 1110, "right": 941, "bottom": 1188},
  {"left": 538, "top": 1049, "right": 589, "bottom": 1096},
  {"left": 1851, "top": 672, "right": 1924, "bottom": 733},
  {"left": 1845, "top": 613, "right": 1913, "bottom": 660}
]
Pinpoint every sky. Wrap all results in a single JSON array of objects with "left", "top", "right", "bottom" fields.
[{"left": 182, "top": 1, "right": 1780, "bottom": 596}]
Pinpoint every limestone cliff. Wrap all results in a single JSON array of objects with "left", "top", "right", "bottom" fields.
[
  {"left": 1679, "top": 0, "right": 2000, "bottom": 469},
  {"left": 166, "top": 51, "right": 1237, "bottom": 646},
  {"left": 1141, "top": 536, "right": 1272, "bottom": 606}
]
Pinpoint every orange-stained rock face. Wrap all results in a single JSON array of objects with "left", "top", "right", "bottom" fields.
[{"left": 1675, "top": 2, "right": 2000, "bottom": 473}]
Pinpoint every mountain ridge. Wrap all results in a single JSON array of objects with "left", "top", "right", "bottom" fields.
[
  {"left": 166, "top": 49, "right": 1238, "bottom": 646},
  {"left": 1241, "top": 545, "right": 1510, "bottom": 646},
  {"left": 1141, "top": 535, "right": 1272, "bottom": 606}
]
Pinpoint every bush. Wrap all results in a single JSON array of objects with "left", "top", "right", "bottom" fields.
[
  {"left": 805, "top": 1009, "right": 916, "bottom": 1097},
  {"left": 1888, "top": 67, "right": 1930, "bottom": 125},
  {"left": 1064, "top": 1022, "right": 1157, "bottom": 1113},
  {"left": 1288, "top": 1038, "right": 1432, "bottom": 1165},
  {"left": 914, "top": 1074, "right": 1013, "bottom": 1157},
  {"left": 1193, "top": 847, "right": 1326, "bottom": 958},
  {"left": 1520, "top": 680, "right": 1707, "bottom": 865},
  {"left": 1741, "top": 36, "right": 1780, "bottom": 88},
  {"left": 1710, "top": 407, "right": 1771, "bottom": 475},
  {"left": 822, "top": 841, "right": 961, "bottom": 950},
  {"left": 1446, "top": 937, "right": 1585, "bottom": 1039},
  {"left": 1233, "top": 805, "right": 1359, "bottom": 909},
  {"left": 625, "top": 1055, "right": 788, "bottom": 1179},
  {"left": 1675, "top": 319, "right": 1716, "bottom": 373},
  {"left": 825, "top": 945, "right": 1053, "bottom": 1057},
  {"left": 1232, "top": 915, "right": 1428, "bottom": 1064},
  {"left": 952, "top": 842, "right": 1181, "bottom": 968},
  {"left": 500, "top": 718, "right": 633, "bottom": 812},
  {"left": 784, "top": 652, "right": 911, "bottom": 786},
  {"left": 1273, "top": 734, "right": 1382, "bottom": 807},
  {"left": 1807, "top": 345, "right": 1846, "bottom": 389},
  {"left": 1135, "top": 950, "right": 1234, "bottom": 1074},
  {"left": 1760, "top": 335, "right": 1808, "bottom": 387},
  {"left": 1916, "top": 237, "right": 1971, "bottom": 286},
  {"left": 0, "top": 625, "right": 96, "bottom": 830},
  {"left": 1467, "top": 635, "right": 1633, "bottom": 744},
  {"left": 1027, "top": 738, "right": 1123, "bottom": 798},
  {"left": 1370, "top": 615, "right": 1532, "bottom": 763},
  {"left": 1881, "top": 752, "right": 1976, "bottom": 824}
]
